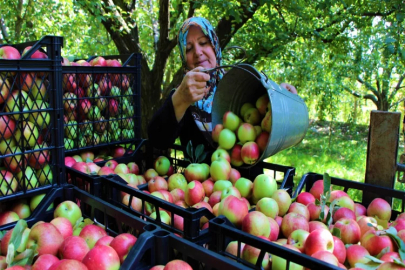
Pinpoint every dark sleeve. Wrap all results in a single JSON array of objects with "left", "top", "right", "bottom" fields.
[{"left": 147, "top": 90, "right": 184, "bottom": 150}]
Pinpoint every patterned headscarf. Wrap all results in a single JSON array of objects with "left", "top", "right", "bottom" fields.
[{"left": 177, "top": 17, "right": 224, "bottom": 138}]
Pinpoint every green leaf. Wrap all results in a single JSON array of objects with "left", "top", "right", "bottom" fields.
[
  {"left": 197, "top": 152, "right": 207, "bottom": 164},
  {"left": 10, "top": 249, "right": 35, "bottom": 266},
  {"left": 385, "top": 37, "right": 396, "bottom": 44},
  {"left": 331, "top": 227, "right": 341, "bottom": 238},
  {"left": 384, "top": 226, "right": 405, "bottom": 261},
  {"left": 195, "top": 144, "right": 205, "bottom": 161},
  {"left": 73, "top": 217, "right": 84, "bottom": 231},
  {"left": 323, "top": 173, "right": 331, "bottom": 202},
  {"left": 6, "top": 243, "right": 14, "bottom": 266},
  {"left": 186, "top": 141, "right": 194, "bottom": 163},
  {"left": 8, "top": 220, "right": 27, "bottom": 256}
]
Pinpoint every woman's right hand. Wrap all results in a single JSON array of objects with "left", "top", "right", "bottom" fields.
[
  {"left": 172, "top": 67, "right": 210, "bottom": 122},
  {"left": 174, "top": 67, "right": 211, "bottom": 106}
]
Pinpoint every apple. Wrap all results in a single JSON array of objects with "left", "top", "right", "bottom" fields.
[
  {"left": 54, "top": 200, "right": 82, "bottom": 226},
  {"left": 255, "top": 131, "right": 269, "bottom": 153},
  {"left": 22, "top": 46, "right": 47, "bottom": 59},
  {"left": 192, "top": 201, "right": 213, "bottom": 227},
  {"left": 377, "top": 262, "right": 405, "bottom": 270},
  {"left": 234, "top": 177, "right": 253, "bottom": 199},
  {"left": 225, "top": 241, "right": 245, "bottom": 259},
  {"left": 0, "top": 115, "right": 15, "bottom": 139},
  {"left": 154, "top": 156, "right": 171, "bottom": 176},
  {"left": 281, "top": 212, "right": 309, "bottom": 238},
  {"left": 51, "top": 217, "right": 73, "bottom": 239},
  {"left": 252, "top": 174, "right": 277, "bottom": 204},
  {"left": 79, "top": 224, "right": 108, "bottom": 249},
  {"left": 331, "top": 196, "right": 355, "bottom": 211},
  {"left": 304, "top": 228, "right": 334, "bottom": 256},
  {"left": 82, "top": 244, "right": 120, "bottom": 270},
  {"left": 308, "top": 220, "right": 328, "bottom": 232},
  {"left": 288, "top": 202, "right": 310, "bottom": 221},
  {"left": 222, "top": 111, "right": 241, "bottom": 131},
  {"left": 311, "top": 250, "right": 339, "bottom": 267},
  {"left": 164, "top": 260, "right": 193, "bottom": 270},
  {"left": 270, "top": 244, "right": 303, "bottom": 270},
  {"left": 361, "top": 229, "right": 396, "bottom": 256},
  {"left": 122, "top": 193, "right": 142, "bottom": 212},
  {"left": 168, "top": 173, "right": 187, "bottom": 191},
  {"left": 296, "top": 192, "right": 315, "bottom": 206},
  {"left": 0, "top": 46, "right": 21, "bottom": 59},
  {"left": 267, "top": 217, "right": 279, "bottom": 241},
  {"left": 271, "top": 189, "right": 292, "bottom": 216},
  {"left": 184, "top": 181, "right": 205, "bottom": 206},
  {"left": 29, "top": 144, "right": 50, "bottom": 170},
  {"left": 5, "top": 90, "right": 33, "bottom": 121},
  {"left": 32, "top": 254, "right": 59, "bottom": 270},
  {"left": 380, "top": 251, "right": 400, "bottom": 262},
  {"left": 329, "top": 190, "right": 349, "bottom": 202},
  {"left": 210, "top": 157, "right": 231, "bottom": 181},
  {"left": 105, "top": 160, "right": 119, "bottom": 170},
  {"left": 144, "top": 168, "right": 159, "bottom": 182},
  {"left": 49, "top": 259, "right": 88, "bottom": 270},
  {"left": 11, "top": 201, "right": 31, "bottom": 219},
  {"left": 261, "top": 110, "right": 272, "bottom": 133},
  {"left": 241, "top": 211, "right": 270, "bottom": 238},
  {"left": 240, "top": 141, "right": 260, "bottom": 165},
  {"left": 114, "top": 163, "right": 129, "bottom": 174},
  {"left": 218, "top": 195, "right": 249, "bottom": 228},
  {"left": 202, "top": 179, "right": 214, "bottom": 197},
  {"left": 230, "top": 144, "right": 244, "bottom": 167},
  {"left": 0, "top": 211, "right": 19, "bottom": 225},
  {"left": 256, "top": 94, "right": 270, "bottom": 116},
  {"left": 240, "top": 102, "right": 254, "bottom": 118},
  {"left": 184, "top": 163, "right": 210, "bottom": 182},
  {"left": 0, "top": 170, "right": 18, "bottom": 196},
  {"left": 256, "top": 197, "right": 279, "bottom": 218},
  {"left": 346, "top": 244, "right": 371, "bottom": 268},
  {"left": 332, "top": 207, "right": 356, "bottom": 223},
  {"left": 307, "top": 202, "right": 329, "bottom": 222},
  {"left": 333, "top": 217, "right": 361, "bottom": 244},
  {"left": 14, "top": 120, "right": 39, "bottom": 148},
  {"left": 127, "top": 162, "right": 139, "bottom": 174},
  {"left": 332, "top": 236, "right": 346, "bottom": 264},
  {"left": 208, "top": 191, "right": 222, "bottom": 207},
  {"left": 367, "top": 198, "right": 391, "bottom": 221},
  {"left": 17, "top": 166, "right": 39, "bottom": 190},
  {"left": 95, "top": 235, "right": 115, "bottom": 246},
  {"left": 170, "top": 188, "right": 185, "bottom": 203},
  {"left": 27, "top": 222, "right": 64, "bottom": 256},
  {"left": 98, "top": 166, "right": 115, "bottom": 176},
  {"left": 212, "top": 124, "right": 224, "bottom": 142},
  {"left": 354, "top": 203, "right": 367, "bottom": 217},
  {"left": 58, "top": 235, "right": 89, "bottom": 261},
  {"left": 218, "top": 128, "right": 236, "bottom": 150},
  {"left": 110, "top": 233, "right": 137, "bottom": 263},
  {"left": 211, "top": 148, "right": 231, "bottom": 163},
  {"left": 244, "top": 107, "right": 261, "bottom": 126},
  {"left": 148, "top": 176, "right": 168, "bottom": 192},
  {"left": 308, "top": 179, "right": 325, "bottom": 200},
  {"left": 237, "top": 123, "right": 256, "bottom": 144},
  {"left": 287, "top": 229, "right": 309, "bottom": 252},
  {"left": 213, "top": 180, "right": 232, "bottom": 192},
  {"left": 150, "top": 210, "right": 171, "bottom": 225},
  {"left": 221, "top": 186, "right": 241, "bottom": 200},
  {"left": 30, "top": 193, "right": 54, "bottom": 212},
  {"left": 241, "top": 241, "right": 270, "bottom": 269}
]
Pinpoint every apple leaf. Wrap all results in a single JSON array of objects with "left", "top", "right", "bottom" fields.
[
  {"left": 355, "top": 255, "right": 383, "bottom": 270},
  {"left": 8, "top": 220, "right": 27, "bottom": 257},
  {"left": 331, "top": 227, "right": 341, "bottom": 238},
  {"left": 393, "top": 257, "right": 405, "bottom": 267},
  {"left": 323, "top": 173, "right": 332, "bottom": 202},
  {"left": 0, "top": 230, "right": 6, "bottom": 241},
  {"left": 186, "top": 141, "right": 194, "bottom": 163},
  {"left": 73, "top": 217, "right": 84, "bottom": 231},
  {"left": 376, "top": 247, "right": 391, "bottom": 259},
  {"left": 195, "top": 144, "right": 204, "bottom": 161},
  {"left": 10, "top": 249, "right": 35, "bottom": 267},
  {"left": 384, "top": 226, "right": 405, "bottom": 261},
  {"left": 196, "top": 152, "right": 207, "bottom": 164},
  {"left": 83, "top": 218, "right": 94, "bottom": 226},
  {"left": 5, "top": 243, "right": 14, "bottom": 266}
]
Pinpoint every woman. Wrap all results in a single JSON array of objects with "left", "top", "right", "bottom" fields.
[{"left": 148, "top": 17, "right": 296, "bottom": 151}]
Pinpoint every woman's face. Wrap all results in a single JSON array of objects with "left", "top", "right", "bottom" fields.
[{"left": 185, "top": 26, "right": 216, "bottom": 70}]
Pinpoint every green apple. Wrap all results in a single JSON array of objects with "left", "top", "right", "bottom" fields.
[
  {"left": 218, "top": 129, "right": 236, "bottom": 150},
  {"left": 110, "top": 86, "right": 121, "bottom": 96},
  {"left": 30, "top": 193, "right": 54, "bottom": 212},
  {"left": 234, "top": 177, "right": 253, "bottom": 199},
  {"left": 168, "top": 173, "right": 187, "bottom": 191},
  {"left": 222, "top": 111, "right": 241, "bottom": 131},
  {"left": 29, "top": 100, "right": 50, "bottom": 128},
  {"left": 240, "top": 103, "right": 255, "bottom": 118},
  {"left": 184, "top": 163, "right": 210, "bottom": 182},
  {"left": 271, "top": 243, "right": 303, "bottom": 270},
  {"left": 17, "top": 166, "right": 39, "bottom": 190},
  {"left": 252, "top": 174, "right": 277, "bottom": 204},
  {"left": 150, "top": 210, "right": 171, "bottom": 225},
  {"left": 271, "top": 189, "right": 292, "bottom": 216},
  {"left": 213, "top": 180, "right": 232, "bottom": 193},
  {"left": 256, "top": 197, "right": 279, "bottom": 218},
  {"left": 54, "top": 200, "right": 82, "bottom": 226},
  {"left": 210, "top": 157, "right": 231, "bottom": 181},
  {"left": 65, "top": 121, "right": 78, "bottom": 139},
  {"left": 86, "top": 106, "right": 101, "bottom": 121},
  {"left": 221, "top": 186, "right": 241, "bottom": 200},
  {"left": 14, "top": 121, "right": 39, "bottom": 148},
  {"left": 154, "top": 156, "right": 171, "bottom": 176}
]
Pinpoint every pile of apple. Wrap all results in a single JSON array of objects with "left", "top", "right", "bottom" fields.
[
  {"left": 150, "top": 259, "right": 193, "bottom": 269},
  {"left": 0, "top": 199, "right": 138, "bottom": 270},
  {"left": 0, "top": 46, "right": 54, "bottom": 197},
  {"left": 212, "top": 94, "right": 271, "bottom": 166},
  {"left": 62, "top": 56, "right": 136, "bottom": 150}
]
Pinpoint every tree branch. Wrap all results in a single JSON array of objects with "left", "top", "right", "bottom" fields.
[
  {"left": 389, "top": 73, "right": 405, "bottom": 101},
  {"left": 342, "top": 85, "right": 378, "bottom": 106},
  {"left": 357, "top": 76, "right": 380, "bottom": 97},
  {"left": 0, "top": 16, "right": 9, "bottom": 44}
]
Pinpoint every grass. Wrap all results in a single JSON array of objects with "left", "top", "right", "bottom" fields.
[{"left": 265, "top": 120, "right": 405, "bottom": 211}]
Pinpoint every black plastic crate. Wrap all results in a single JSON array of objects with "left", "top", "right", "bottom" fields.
[
  {"left": 62, "top": 54, "right": 141, "bottom": 153},
  {"left": 293, "top": 172, "right": 405, "bottom": 219},
  {"left": 0, "top": 36, "right": 65, "bottom": 202},
  {"left": 122, "top": 229, "right": 247, "bottom": 270},
  {"left": 208, "top": 215, "right": 342, "bottom": 270},
  {"left": 0, "top": 185, "right": 165, "bottom": 269}
]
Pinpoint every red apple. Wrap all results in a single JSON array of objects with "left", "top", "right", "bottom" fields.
[
  {"left": 218, "top": 195, "right": 249, "bottom": 228},
  {"left": 334, "top": 217, "right": 361, "bottom": 244},
  {"left": 50, "top": 217, "right": 73, "bottom": 239},
  {"left": 241, "top": 211, "right": 270, "bottom": 238},
  {"left": 148, "top": 176, "right": 168, "bottom": 192},
  {"left": 240, "top": 141, "right": 260, "bottom": 165},
  {"left": 346, "top": 244, "right": 371, "bottom": 268},
  {"left": 31, "top": 254, "right": 59, "bottom": 270},
  {"left": 288, "top": 202, "right": 310, "bottom": 221},
  {"left": 110, "top": 233, "right": 137, "bottom": 263},
  {"left": 367, "top": 198, "right": 391, "bottom": 221},
  {"left": 332, "top": 235, "right": 346, "bottom": 264},
  {"left": 304, "top": 228, "right": 334, "bottom": 256},
  {"left": 281, "top": 212, "right": 309, "bottom": 238},
  {"left": 26, "top": 222, "right": 64, "bottom": 256},
  {"left": 287, "top": 229, "right": 309, "bottom": 252},
  {"left": 95, "top": 235, "right": 114, "bottom": 246},
  {"left": 79, "top": 224, "right": 108, "bottom": 249},
  {"left": 360, "top": 230, "right": 396, "bottom": 256},
  {"left": 49, "top": 259, "right": 88, "bottom": 270},
  {"left": 296, "top": 192, "right": 315, "bottom": 206},
  {"left": 230, "top": 144, "right": 243, "bottom": 167},
  {"left": 332, "top": 207, "right": 356, "bottom": 223},
  {"left": 309, "top": 180, "right": 325, "bottom": 200},
  {"left": 82, "top": 244, "right": 120, "bottom": 270},
  {"left": 163, "top": 260, "right": 192, "bottom": 270},
  {"left": 184, "top": 180, "right": 205, "bottom": 206},
  {"left": 58, "top": 235, "right": 89, "bottom": 261}
]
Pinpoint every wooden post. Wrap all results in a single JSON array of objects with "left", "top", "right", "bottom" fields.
[{"left": 364, "top": 110, "right": 401, "bottom": 206}]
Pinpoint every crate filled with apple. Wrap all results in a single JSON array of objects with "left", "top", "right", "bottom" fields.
[
  {"left": 0, "top": 36, "right": 65, "bottom": 202},
  {"left": 0, "top": 185, "right": 167, "bottom": 269},
  {"left": 62, "top": 53, "right": 141, "bottom": 153},
  {"left": 204, "top": 173, "right": 405, "bottom": 269}
]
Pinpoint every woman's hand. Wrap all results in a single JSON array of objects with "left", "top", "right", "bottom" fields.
[
  {"left": 172, "top": 67, "right": 210, "bottom": 122},
  {"left": 280, "top": 83, "right": 297, "bottom": 94}
]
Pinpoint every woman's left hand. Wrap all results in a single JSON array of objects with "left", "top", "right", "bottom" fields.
[{"left": 280, "top": 83, "right": 297, "bottom": 94}]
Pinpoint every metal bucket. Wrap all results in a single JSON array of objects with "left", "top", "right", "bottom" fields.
[{"left": 212, "top": 64, "right": 309, "bottom": 167}]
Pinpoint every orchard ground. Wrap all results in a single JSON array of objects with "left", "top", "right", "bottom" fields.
[{"left": 172, "top": 120, "right": 405, "bottom": 210}]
